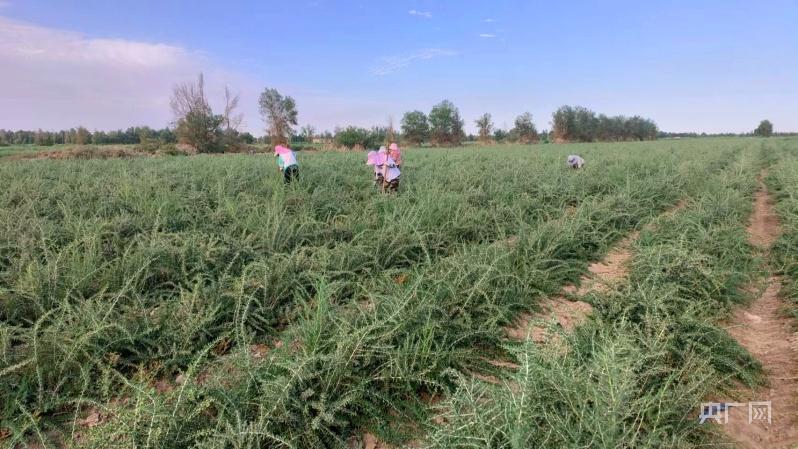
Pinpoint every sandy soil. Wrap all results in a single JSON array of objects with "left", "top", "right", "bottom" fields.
[
  {"left": 722, "top": 172, "right": 798, "bottom": 449},
  {"left": 507, "top": 296, "right": 593, "bottom": 342},
  {"left": 562, "top": 231, "right": 639, "bottom": 296},
  {"left": 562, "top": 199, "right": 688, "bottom": 296},
  {"left": 505, "top": 228, "right": 643, "bottom": 342}
]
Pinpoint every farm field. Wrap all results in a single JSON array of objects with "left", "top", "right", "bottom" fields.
[
  {"left": 0, "top": 145, "right": 63, "bottom": 159},
  {"left": 1, "top": 137, "right": 797, "bottom": 448}
]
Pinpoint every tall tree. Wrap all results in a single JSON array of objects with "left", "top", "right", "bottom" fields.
[
  {"left": 219, "top": 86, "right": 244, "bottom": 149},
  {"left": 475, "top": 113, "right": 493, "bottom": 143},
  {"left": 171, "top": 73, "right": 209, "bottom": 120},
  {"left": 551, "top": 105, "right": 575, "bottom": 142},
  {"left": 258, "top": 88, "right": 298, "bottom": 146},
  {"left": 510, "top": 113, "right": 538, "bottom": 144},
  {"left": 400, "top": 110, "right": 430, "bottom": 145},
  {"left": 429, "top": 100, "right": 464, "bottom": 146},
  {"left": 493, "top": 129, "right": 508, "bottom": 143},
  {"left": 754, "top": 120, "right": 774, "bottom": 137},
  {"left": 300, "top": 125, "right": 316, "bottom": 142},
  {"left": 171, "top": 73, "right": 224, "bottom": 153},
  {"left": 75, "top": 126, "right": 92, "bottom": 145},
  {"left": 222, "top": 86, "right": 243, "bottom": 133}
]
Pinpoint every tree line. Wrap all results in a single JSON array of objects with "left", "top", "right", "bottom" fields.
[
  {"left": 332, "top": 102, "right": 542, "bottom": 149},
  {"left": 0, "top": 127, "right": 176, "bottom": 146},
  {"left": 0, "top": 126, "right": 258, "bottom": 147},
  {"left": 551, "top": 106, "right": 659, "bottom": 142},
  {"left": 658, "top": 121, "right": 790, "bottom": 139},
  {"left": 1, "top": 71, "right": 782, "bottom": 152}
]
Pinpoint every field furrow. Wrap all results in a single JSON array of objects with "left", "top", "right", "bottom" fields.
[{"left": 717, "top": 152, "right": 798, "bottom": 448}]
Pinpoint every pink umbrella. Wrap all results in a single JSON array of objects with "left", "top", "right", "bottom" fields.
[{"left": 366, "top": 150, "right": 378, "bottom": 165}]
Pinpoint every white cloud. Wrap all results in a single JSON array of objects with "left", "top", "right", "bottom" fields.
[
  {"left": 479, "top": 33, "right": 496, "bottom": 38},
  {"left": 482, "top": 18, "right": 496, "bottom": 23},
  {"left": 0, "top": 16, "right": 265, "bottom": 132},
  {"left": 371, "top": 48, "right": 456, "bottom": 75},
  {"left": 0, "top": 16, "right": 444, "bottom": 135},
  {"left": 408, "top": 9, "right": 432, "bottom": 19}
]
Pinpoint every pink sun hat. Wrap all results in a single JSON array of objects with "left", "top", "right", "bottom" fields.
[{"left": 274, "top": 145, "right": 291, "bottom": 156}]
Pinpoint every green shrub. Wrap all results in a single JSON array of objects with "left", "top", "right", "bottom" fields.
[{"left": 334, "top": 126, "right": 385, "bottom": 149}]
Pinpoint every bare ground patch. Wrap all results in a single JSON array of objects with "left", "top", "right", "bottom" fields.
[
  {"left": 562, "top": 231, "right": 639, "bottom": 296},
  {"left": 507, "top": 296, "right": 593, "bottom": 343},
  {"left": 721, "top": 171, "right": 798, "bottom": 449},
  {"left": 507, "top": 199, "right": 687, "bottom": 345},
  {"left": 505, "top": 234, "right": 634, "bottom": 343}
]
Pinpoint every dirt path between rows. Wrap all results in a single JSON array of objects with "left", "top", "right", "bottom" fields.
[
  {"left": 562, "top": 231, "right": 640, "bottom": 297},
  {"left": 506, "top": 232, "right": 637, "bottom": 342},
  {"left": 508, "top": 199, "right": 687, "bottom": 342},
  {"left": 722, "top": 171, "right": 798, "bottom": 449}
]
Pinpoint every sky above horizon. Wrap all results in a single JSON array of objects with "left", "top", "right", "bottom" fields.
[{"left": 1, "top": 0, "right": 796, "bottom": 135}]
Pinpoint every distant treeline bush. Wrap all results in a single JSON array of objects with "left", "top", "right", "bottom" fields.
[
  {"left": 0, "top": 127, "right": 258, "bottom": 147},
  {"left": 6, "top": 81, "right": 787, "bottom": 152},
  {"left": 659, "top": 120, "right": 792, "bottom": 139},
  {"left": 332, "top": 100, "right": 468, "bottom": 150},
  {"left": 658, "top": 132, "right": 741, "bottom": 139},
  {"left": 0, "top": 127, "right": 173, "bottom": 146},
  {"left": 333, "top": 126, "right": 388, "bottom": 149},
  {"left": 551, "top": 105, "right": 659, "bottom": 142}
]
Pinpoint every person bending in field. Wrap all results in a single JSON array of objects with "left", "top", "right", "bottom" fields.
[
  {"left": 388, "top": 142, "right": 402, "bottom": 168},
  {"left": 567, "top": 154, "right": 585, "bottom": 169},
  {"left": 378, "top": 146, "right": 401, "bottom": 192},
  {"left": 275, "top": 145, "right": 299, "bottom": 184},
  {"left": 366, "top": 150, "right": 383, "bottom": 186}
]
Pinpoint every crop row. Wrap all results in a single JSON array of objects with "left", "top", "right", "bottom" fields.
[
  {"left": 766, "top": 140, "right": 798, "bottom": 319},
  {"left": 427, "top": 142, "right": 764, "bottom": 447},
  {"left": 20, "top": 143, "right": 753, "bottom": 448}
]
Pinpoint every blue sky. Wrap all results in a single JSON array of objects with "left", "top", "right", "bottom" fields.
[{"left": 1, "top": 0, "right": 796, "bottom": 134}]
